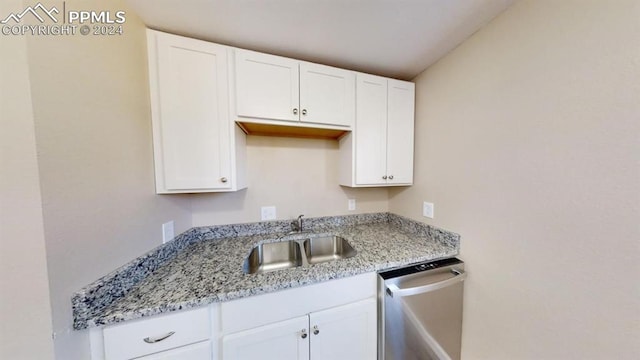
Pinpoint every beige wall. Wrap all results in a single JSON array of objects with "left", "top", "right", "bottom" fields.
[
  {"left": 10, "top": 0, "right": 639, "bottom": 358},
  {"left": 191, "top": 135, "right": 389, "bottom": 226},
  {"left": 12, "top": 0, "right": 386, "bottom": 357},
  {"left": 25, "top": 1, "right": 192, "bottom": 358},
  {"left": 389, "top": 0, "right": 640, "bottom": 358},
  {"left": 0, "top": 2, "right": 55, "bottom": 358}
]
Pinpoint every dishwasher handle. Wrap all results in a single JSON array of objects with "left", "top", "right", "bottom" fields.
[{"left": 386, "top": 268, "right": 467, "bottom": 298}]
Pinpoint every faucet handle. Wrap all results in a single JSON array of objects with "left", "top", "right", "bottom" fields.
[{"left": 291, "top": 214, "right": 305, "bottom": 232}]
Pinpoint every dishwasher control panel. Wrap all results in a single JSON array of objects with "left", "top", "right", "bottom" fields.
[{"left": 378, "top": 257, "right": 462, "bottom": 280}]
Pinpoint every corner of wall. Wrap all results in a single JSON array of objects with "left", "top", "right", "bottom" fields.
[{"left": 0, "top": 2, "right": 55, "bottom": 356}]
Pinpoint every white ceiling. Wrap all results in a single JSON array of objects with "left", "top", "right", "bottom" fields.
[{"left": 127, "top": 0, "right": 516, "bottom": 80}]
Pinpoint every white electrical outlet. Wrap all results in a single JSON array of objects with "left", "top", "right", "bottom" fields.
[
  {"left": 162, "top": 221, "right": 174, "bottom": 244},
  {"left": 423, "top": 202, "right": 434, "bottom": 219},
  {"left": 348, "top": 199, "right": 356, "bottom": 211},
  {"left": 261, "top": 206, "right": 277, "bottom": 220}
]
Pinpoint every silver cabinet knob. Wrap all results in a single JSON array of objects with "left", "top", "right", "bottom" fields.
[
  {"left": 389, "top": 175, "right": 394, "bottom": 180},
  {"left": 220, "top": 177, "right": 228, "bottom": 183},
  {"left": 313, "top": 325, "right": 319, "bottom": 335},
  {"left": 302, "top": 109, "right": 307, "bottom": 116},
  {"left": 293, "top": 108, "right": 298, "bottom": 115},
  {"left": 301, "top": 329, "right": 307, "bottom": 339},
  {"left": 382, "top": 175, "right": 388, "bottom": 180}
]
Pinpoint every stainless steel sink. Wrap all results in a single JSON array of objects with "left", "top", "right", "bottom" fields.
[
  {"left": 303, "top": 236, "right": 357, "bottom": 264},
  {"left": 244, "top": 235, "right": 357, "bottom": 274},
  {"left": 243, "top": 240, "right": 303, "bottom": 274}
]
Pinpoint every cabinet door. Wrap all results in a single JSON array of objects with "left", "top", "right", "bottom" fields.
[
  {"left": 386, "top": 79, "right": 415, "bottom": 185},
  {"left": 309, "top": 298, "right": 377, "bottom": 360},
  {"left": 299, "top": 63, "right": 355, "bottom": 127},
  {"left": 355, "top": 74, "right": 388, "bottom": 185},
  {"left": 235, "top": 49, "right": 300, "bottom": 122},
  {"left": 151, "top": 31, "right": 231, "bottom": 191},
  {"left": 222, "top": 316, "right": 309, "bottom": 360},
  {"left": 136, "top": 340, "right": 211, "bottom": 360}
]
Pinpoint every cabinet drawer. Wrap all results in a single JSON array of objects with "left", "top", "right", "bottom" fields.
[{"left": 103, "top": 307, "right": 210, "bottom": 360}]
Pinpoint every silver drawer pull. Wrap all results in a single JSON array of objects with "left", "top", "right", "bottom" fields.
[{"left": 143, "top": 331, "right": 175, "bottom": 344}]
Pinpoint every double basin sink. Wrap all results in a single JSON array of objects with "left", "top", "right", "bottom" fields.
[{"left": 243, "top": 235, "right": 357, "bottom": 274}]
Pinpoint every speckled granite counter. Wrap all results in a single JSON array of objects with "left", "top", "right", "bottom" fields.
[{"left": 72, "top": 213, "right": 460, "bottom": 330}]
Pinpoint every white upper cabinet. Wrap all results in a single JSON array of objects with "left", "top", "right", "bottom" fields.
[
  {"left": 147, "top": 30, "right": 246, "bottom": 194},
  {"left": 353, "top": 74, "right": 388, "bottom": 185},
  {"left": 146, "top": 30, "right": 412, "bottom": 191},
  {"left": 235, "top": 50, "right": 300, "bottom": 122},
  {"left": 339, "top": 74, "right": 415, "bottom": 187},
  {"left": 386, "top": 79, "right": 416, "bottom": 185},
  {"left": 299, "top": 63, "right": 355, "bottom": 127},
  {"left": 234, "top": 49, "right": 355, "bottom": 129}
]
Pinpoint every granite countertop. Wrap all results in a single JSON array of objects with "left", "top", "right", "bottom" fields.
[{"left": 72, "top": 213, "right": 460, "bottom": 330}]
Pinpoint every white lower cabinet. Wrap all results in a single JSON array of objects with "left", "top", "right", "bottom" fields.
[
  {"left": 309, "top": 298, "right": 377, "bottom": 360},
  {"left": 91, "top": 273, "right": 377, "bottom": 360},
  {"left": 222, "top": 316, "right": 310, "bottom": 360},
  {"left": 220, "top": 298, "right": 376, "bottom": 360},
  {"left": 217, "top": 273, "right": 378, "bottom": 360}
]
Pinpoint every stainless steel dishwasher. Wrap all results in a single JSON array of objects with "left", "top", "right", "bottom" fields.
[{"left": 378, "top": 258, "right": 466, "bottom": 360}]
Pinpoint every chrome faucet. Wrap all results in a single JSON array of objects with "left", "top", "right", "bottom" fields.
[{"left": 290, "top": 214, "right": 304, "bottom": 233}]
